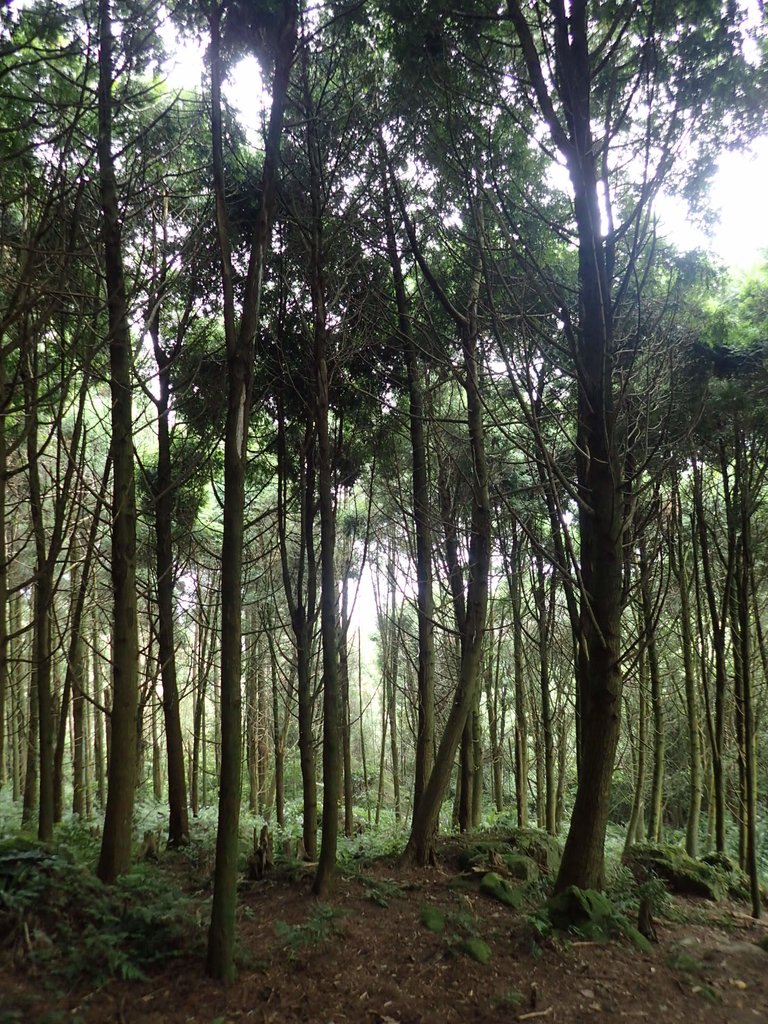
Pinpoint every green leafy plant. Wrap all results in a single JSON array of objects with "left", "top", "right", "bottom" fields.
[
  {"left": 276, "top": 903, "right": 346, "bottom": 957},
  {"left": 0, "top": 839, "right": 200, "bottom": 986}
]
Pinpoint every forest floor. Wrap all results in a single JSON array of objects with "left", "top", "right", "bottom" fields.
[{"left": 2, "top": 832, "right": 768, "bottom": 1024}]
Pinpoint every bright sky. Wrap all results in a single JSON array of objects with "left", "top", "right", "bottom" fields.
[{"left": 656, "top": 137, "right": 768, "bottom": 271}]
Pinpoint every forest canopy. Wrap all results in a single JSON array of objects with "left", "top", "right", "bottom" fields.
[{"left": 1, "top": 0, "right": 768, "bottom": 987}]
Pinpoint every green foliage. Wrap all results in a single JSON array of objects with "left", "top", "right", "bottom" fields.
[
  {"left": 420, "top": 904, "right": 445, "bottom": 932},
  {"left": 275, "top": 903, "right": 347, "bottom": 957},
  {"left": 0, "top": 838, "right": 198, "bottom": 986},
  {"left": 418, "top": 898, "right": 494, "bottom": 963},
  {"left": 545, "top": 886, "right": 652, "bottom": 953},
  {"left": 357, "top": 874, "right": 404, "bottom": 907},
  {"left": 625, "top": 843, "right": 726, "bottom": 901},
  {"left": 494, "top": 991, "right": 525, "bottom": 1009},
  {"left": 457, "top": 937, "right": 492, "bottom": 964}
]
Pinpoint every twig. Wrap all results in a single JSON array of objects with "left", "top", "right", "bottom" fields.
[{"left": 518, "top": 1008, "right": 554, "bottom": 1021}]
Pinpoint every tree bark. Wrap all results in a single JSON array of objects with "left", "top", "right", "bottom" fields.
[
  {"left": 206, "top": 0, "right": 297, "bottom": 981},
  {"left": 96, "top": 0, "right": 140, "bottom": 884},
  {"left": 671, "top": 480, "right": 702, "bottom": 857},
  {"left": 379, "top": 149, "right": 435, "bottom": 812},
  {"left": 507, "top": 0, "right": 625, "bottom": 892},
  {"left": 150, "top": 300, "right": 190, "bottom": 847},
  {"left": 401, "top": 197, "right": 490, "bottom": 865}
]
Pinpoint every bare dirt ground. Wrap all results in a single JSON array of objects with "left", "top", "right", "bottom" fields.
[{"left": 3, "top": 851, "right": 768, "bottom": 1024}]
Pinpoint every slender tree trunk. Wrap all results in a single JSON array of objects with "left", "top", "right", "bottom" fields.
[
  {"left": 624, "top": 646, "right": 648, "bottom": 853},
  {"left": 485, "top": 607, "right": 505, "bottom": 813},
  {"left": 534, "top": 551, "right": 556, "bottom": 835},
  {"left": 379, "top": 150, "right": 435, "bottom": 811},
  {"left": 692, "top": 457, "right": 731, "bottom": 852},
  {"left": 277, "top": 407, "right": 318, "bottom": 858},
  {"left": 640, "top": 538, "right": 665, "bottom": 844},
  {"left": 151, "top": 318, "right": 189, "bottom": 846},
  {"left": 0, "top": 358, "right": 7, "bottom": 796},
  {"left": 671, "top": 482, "right": 702, "bottom": 857},
  {"left": 92, "top": 617, "right": 105, "bottom": 810},
  {"left": 246, "top": 620, "right": 259, "bottom": 815},
  {"left": 22, "top": 664, "right": 38, "bottom": 827},
  {"left": 734, "top": 431, "right": 760, "bottom": 917},
  {"left": 507, "top": 0, "right": 625, "bottom": 893},
  {"left": 459, "top": 707, "right": 474, "bottom": 831},
  {"left": 471, "top": 688, "right": 483, "bottom": 827},
  {"left": 358, "top": 630, "right": 370, "bottom": 823},
  {"left": 339, "top": 574, "right": 354, "bottom": 837},
  {"left": 96, "top": 0, "right": 139, "bottom": 884},
  {"left": 22, "top": 345, "right": 55, "bottom": 843},
  {"left": 506, "top": 529, "right": 528, "bottom": 827},
  {"left": 72, "top": 639, "right": 87, "bottom": 818},
  {"left": 206, "top": 0, "right": 296, "bottom": 979},
  {"left": 401, "top": 204, "right": 490, "bottom": 865},
  {"left": 308, "top": 53, "right": 341, "bottom": 895},
  {"left": 269, "top": 635, "right": 285, "bottom": 828}
]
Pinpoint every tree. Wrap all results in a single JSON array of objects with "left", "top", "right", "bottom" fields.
[
  {"left": 96, "top": 0, "right": 140, "bottom": 884},
  {"left": 205, "top": 0, "right": 298, "bottom": 982}
]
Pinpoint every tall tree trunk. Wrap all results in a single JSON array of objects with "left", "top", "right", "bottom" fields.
[
  {"left": 72, "top": 639, "right": 87, "bottom": 818},
  {"left": 92, "top": 615, "right": 106, "bottom": 810},
  {"left": 309, "top": 54, "right": 341, "bottom": 897},
  {"left": 358, "top": 630, "right": 370, "bottom": 823},
  {"left": 96, "top": 0, "right": 139, "bottom": 884},
  {"left": 640, "top": 538, "right": 665, "bottom": 844},
  {"left": 671, "top": 481, "right": 703, "bottom": 857},
  {"left": 534, "top": 550, "right": 556, "bottom": 835},
  {"left": 471, "top": 688, "right": 483, "bottom": 827},
  {"left": 277, "top": 408, "right": 318, "bottom": 859},
  {"left": 459, "top": 707, "right": 474, "bottom": 831},
  {"left": 379, "top": 149, "right": 435, "bottom": 812},
  {"left": 246, "top": 619, "right": 259, "bottom": 815},
  {"left": 339, "top": 574, "right": 354, "bottom": 837},
  {"left": 485, "top": 605, "right": 505, "bottom": 813},
  {"left": 734, "top": 429, "right": 760, "bottom": 917},
  {"left": 624, "top": 644, "right": 648, "bottom": 853},
  {"left": 206, "top": 0, "right": 296, "bottom": 980},
  {"left": 692, "top": 457, "right": 731, "bottom": 852},
  {"left": 150, "top": 307, "right": 190, "bottom": 847},
  {"left": 22, "top": 343, "right": 55, "bottom": 843},
  {"left": 0, "top": 357, "right": 7, "bottom": 796},
  {"left": 401, "top": 197, "right": 490, "bottom": 865},
  {"left": 504, "top": 529, "right": 528, "bottom": 827},
  {"left": 22, "top": 664, "right": 38, "bottom": 827}
]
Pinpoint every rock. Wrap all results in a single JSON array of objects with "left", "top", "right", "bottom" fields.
[
  {"left": 480, "top": 871, "right": 525, "bottom": 908},
  {"left": 624, "top": 844, "right": 725, "bottom": 901}
]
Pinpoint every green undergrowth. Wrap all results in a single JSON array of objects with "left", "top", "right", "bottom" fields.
[
  {"left": 0, "top": 832, "right": 201, "bottom": 987},
  {"left": 418, "top": 901, "right": 492, "bottom": 963},
  {"left": 275, "top": 902, "right": 347, "bottom": 957},
  {"left": 525, "top": 885, "right": 653, "bottom": 953}
]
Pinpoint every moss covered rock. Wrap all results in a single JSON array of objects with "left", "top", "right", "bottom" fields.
[
  {"left": 701, "top": 852, "right": 751, "bottom": 901},
  {"left": 547, "top": 886, "right": 614, "bottom": 935},
  {"left": 504, "top": 852, "right": 540, "bottom": 882},
  {"left": 456, "top": 841, "right": 512, "bottom": 872},
  {"left": 459, "top": 937, "right": 492, "bottom": 964},
  {"left": 480, "top": 824, "right": 562, "bottom": 875},
  {"left": 420, "top": 904, "right": 446, "bottom": 933},
  {"left": 480, "top": 871, "right": 525, "bottom": 908},
  {"left": 624, "top": 844, "right": 725, "bottom": 901}
]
